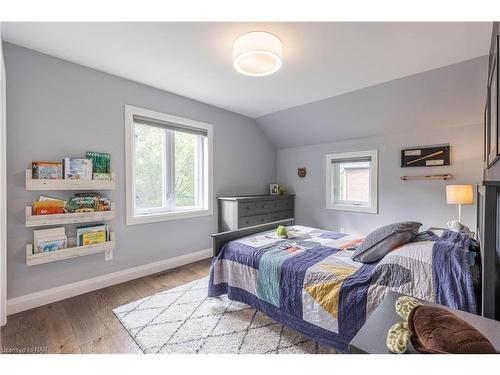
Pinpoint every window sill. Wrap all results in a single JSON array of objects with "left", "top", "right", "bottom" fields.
[
  {"left": 326, "top": 203, "right": 378, "bottom": 214},
  {"left": 126, "top": 208, "right": 213, "bottom": 225}
]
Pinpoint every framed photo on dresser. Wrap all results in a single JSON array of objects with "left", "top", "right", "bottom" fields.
[{"left": 487, "top": 34, "right": 500, "bottom": 167}]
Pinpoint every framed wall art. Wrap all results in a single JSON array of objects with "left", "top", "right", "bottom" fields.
[
  {"left": 401, "top": 144, "right": 450, "bottom": 168},
  {"left": 487, "top": 33, "right": 500, "bottom": 167}
]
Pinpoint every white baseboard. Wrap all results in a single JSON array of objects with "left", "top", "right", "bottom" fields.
[{"left": 7, "top": 248, "right": 212, "bottom": 315}]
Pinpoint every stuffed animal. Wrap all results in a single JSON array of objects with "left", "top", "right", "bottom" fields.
[{"left": 276, "top": 225, "right": 287, "bottom": 238}]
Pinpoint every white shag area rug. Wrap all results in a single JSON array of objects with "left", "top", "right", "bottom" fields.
[{"left": 113, "top": 276, "right": 336, "bottom": 354}]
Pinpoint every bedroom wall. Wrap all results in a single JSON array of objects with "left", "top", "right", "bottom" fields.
[
  {"left": 261, "top": 57, "right": 488, "bottom": 234},
  {"left": 276, "top": 124, "right": 482, "bottom": 234},
  {"left": 3, "top": 42, "right": 276, "bottom": 300}
]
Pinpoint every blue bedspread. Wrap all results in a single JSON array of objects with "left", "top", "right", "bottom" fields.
[{"left": 208, "top": 226, "right": 476, "bottom": 352}]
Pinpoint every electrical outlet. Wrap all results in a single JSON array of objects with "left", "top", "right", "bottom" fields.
[
  {"left": 105, "top": 248, "right": 113, "bottom": 261},
  {"left": 340, "top": 227, "right": 345, "bottom": 233}
]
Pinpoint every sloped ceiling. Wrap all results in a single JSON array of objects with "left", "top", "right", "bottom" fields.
[{"left": 256, "top": 56, "right": 488, "bottom": 148}]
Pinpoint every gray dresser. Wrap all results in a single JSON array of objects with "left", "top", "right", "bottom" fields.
[{"left": 217, "top": 195, "right": 295, "bottom": 232}]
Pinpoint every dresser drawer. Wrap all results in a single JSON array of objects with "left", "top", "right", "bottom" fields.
[
  {"left": 238, "top": 200, "right": 271, "bottom": 217},
  {"left": 238, "top": 214, "right": 270, "bottom": 228},
  {"left": 275, "top": 198, "right": 293, "bottom": 211},
  {"left": 268, "top": 210, "right": 294, "bottom": 222},
  {"left": 218, "top": 195, "right": 295, "bottom": 232}
]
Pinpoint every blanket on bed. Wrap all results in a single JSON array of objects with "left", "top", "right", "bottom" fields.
[{"left": 208, "top": 226, "right": 475, "bottom": 352}]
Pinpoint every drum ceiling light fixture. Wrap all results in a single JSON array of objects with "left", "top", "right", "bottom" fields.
[{"left": 233, "top": 31, "right": 283, "bottom": 77}]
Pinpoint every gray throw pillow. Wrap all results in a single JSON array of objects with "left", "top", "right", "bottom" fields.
[{"left": 352, "top": 222, "right": 422, "bottom": 263}]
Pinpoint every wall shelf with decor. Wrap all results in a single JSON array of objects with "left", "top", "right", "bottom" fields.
[
  {"left": 26, "top": 232, "right": 116, "bottom": 266},
  {"left": 25, "top": 203, "right": 116, "bottom": 227},
  {"left": 25, "top": 169, "right": 115, "bottom": 191}
]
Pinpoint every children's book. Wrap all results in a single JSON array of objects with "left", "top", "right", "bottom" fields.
[
  {"left": 63, "top": 158, "right": 92, "bottom": 180},
  {"left": 86, "top": 152, "right": 111, "bottom": 174}
]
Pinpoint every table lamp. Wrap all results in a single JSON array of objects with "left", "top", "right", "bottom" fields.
[{"left": 446, "top": 185, "right": 474, "bottom": 223}]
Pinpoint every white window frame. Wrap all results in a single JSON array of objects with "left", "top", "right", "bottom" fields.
[
  {"left": 125, "top": 105, "right": 213, "bottom": 225},
  {"left": 325, "top": 150, "right": 378, "bottom": 214}
]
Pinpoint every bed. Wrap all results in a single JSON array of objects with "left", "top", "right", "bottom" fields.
[{"left": 208, "top": 219, "right": 477, "bottom": 352}]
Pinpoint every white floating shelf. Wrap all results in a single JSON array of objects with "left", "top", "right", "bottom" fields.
[
  {"left": 25, "top": 204, "right": 116, "bottom": 227},
  {"left": 25, "top": 169, "right": 116, "bottom": 191},
  {"left": 26, "top": 232, "right": 115, "bottom": 266}
]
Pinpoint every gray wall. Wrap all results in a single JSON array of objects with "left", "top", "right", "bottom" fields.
[
  {"left": 261, "top": 56, "right": 487, "bottom": 235},
  {"left": 4, "top": 43, "right": 276, "bottom": 299},
  {"left": 277, "top": 123, "right": 482, "bottom": 234},
  {"left": 257, "top": 56, "right": 487, "bottom": 149}
]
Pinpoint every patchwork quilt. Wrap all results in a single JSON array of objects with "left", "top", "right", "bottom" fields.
[{"left": 208, "top": 226, "right": 476, "bottom": 352}]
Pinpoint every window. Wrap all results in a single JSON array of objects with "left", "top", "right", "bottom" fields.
[
  {"left": 125, "top": 105, "right": 213, "bottom": 225},
  {"left": 325, "top": 150, "right": 378, "bottom": 213}
]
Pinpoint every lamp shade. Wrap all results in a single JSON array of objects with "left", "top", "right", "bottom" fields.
[
  {"left": 446, "top": 185, "right": 474, "bottom": 205},
  {"left": 233, "top": 31, "right": 283, "bottom": 77}
]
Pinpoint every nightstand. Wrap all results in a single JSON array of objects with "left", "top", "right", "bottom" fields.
[{"left": 348, "top": 291, "right": 500, "bottom": 354}]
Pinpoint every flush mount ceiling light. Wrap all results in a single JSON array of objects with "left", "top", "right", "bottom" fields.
[{"left": 233, "top": 31, "right": 283, "bottom": 77}]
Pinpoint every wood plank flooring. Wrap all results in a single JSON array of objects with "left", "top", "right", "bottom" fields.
[{"left": 0, "top": 258, "right": 212, "bottom": 354}]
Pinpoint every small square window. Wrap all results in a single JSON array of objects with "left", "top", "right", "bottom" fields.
[{"left": 325, "top": 150, "right": 378, "bottom": 213}]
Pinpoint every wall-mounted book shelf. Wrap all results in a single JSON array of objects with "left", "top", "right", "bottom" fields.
[
  {"left": 25, "top": 169, "right": 116, "bottom": 191},
  {"left": 25, "top": 204, "right": 116, "bottom": 227},
  {"left": 26, "top": 232, "right": 115, "bottom": 266}
]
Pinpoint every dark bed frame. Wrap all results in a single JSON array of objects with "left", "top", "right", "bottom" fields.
[
  {"left": 477, "top": 183, "right": 500, "bottom": 320},
  {"left": 211, "top": 218, "right": 295, "bottom": 257}
]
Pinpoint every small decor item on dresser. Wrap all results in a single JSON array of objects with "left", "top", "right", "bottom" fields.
[
  {"left": 32, "top": 161, "right": 63, "bottom": 179},
  {"left": 401, "top": 144, "right": 450, "bottom": 167},
  {"left": 269, "top": 183, "right": 279, "bottom": 195},
  {"left": 408, "top": 305, "right": 497, "bottom": 354},
  {"left": 278, "top": 185, "right": 287, "bottom": 195},
  {"left": 86, "top": 151, "right": 112, "bottom": 180},
  {"left": 63, "top": 157, "right": 93, "bottom": 180},
  {"left": 298, "top": 167, "right": 306, "bottom": 178}
]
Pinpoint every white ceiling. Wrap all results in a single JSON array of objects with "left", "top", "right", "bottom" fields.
[{"left": 1, "top": 22, "right": 492, "bottom": 118}]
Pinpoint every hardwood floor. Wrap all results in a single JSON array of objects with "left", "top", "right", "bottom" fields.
[{"left": 0, "top": 258, "right": 212, "bottom": 354}]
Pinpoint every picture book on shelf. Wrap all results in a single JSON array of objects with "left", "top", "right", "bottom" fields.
[
  {"left": 65, "top": 194, "right": 111, "bottom": 213},
  {"left": 32, "top": 161, "right": 63, "bottom": 179},
  {"left": 33, "top": 227, "right": 67, "bottom": 253},
  {"left": 76, "top": 224, "right": 108, "bottom": 246},
  {"left": 33, "top": 200, "right": 65, "bottom": 215},
  {"left": 63, "top": 157, "right": 92, "bottom": 180},
  {"left": 86, "top": 151, "right": 111, "bottom": 180}
]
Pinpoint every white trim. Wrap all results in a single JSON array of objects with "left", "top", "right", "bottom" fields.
[
  {"left": 0, "top": 27, "right": 7, "bottom": 327},
  {"left": 7, "top": 248, "right": 212, "bottom": 315},
  {"left": 125, "top": 105, "right": 213, "bottom": 226},
  {"left": 325, "top": 150, "right": 378, "bottom": 214}
]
